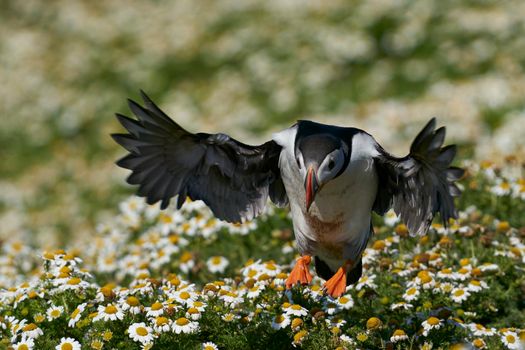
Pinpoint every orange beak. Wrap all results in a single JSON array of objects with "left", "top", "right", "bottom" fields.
[{"left": 305, "top": 167, "right": 319, "bottom": 211}]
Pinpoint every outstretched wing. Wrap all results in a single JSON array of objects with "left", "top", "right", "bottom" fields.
[
  {"left": 373, "top": 118, "right": 464, "bottom": 236},
  {"left": 111, "top": 91, "right": 287, "bottom": 222}
]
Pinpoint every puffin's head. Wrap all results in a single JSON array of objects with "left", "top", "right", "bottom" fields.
[{"left": 295, "top": 133, "right": 349, "bottom": 211}]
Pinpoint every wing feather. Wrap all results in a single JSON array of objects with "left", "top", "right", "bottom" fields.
[
  {"left": 112, "top": 91, "right": 287, "bottom": 219},
  {"left": 373, "top": 118, "right": 464, "bottom": 236}
]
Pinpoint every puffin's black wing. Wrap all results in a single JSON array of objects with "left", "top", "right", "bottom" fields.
[
  {"left": 372, "top": 118, "right": 464, "bottom": 236},
  {"left": 112, "top": 91, "right": 287, "bottom": 222}
]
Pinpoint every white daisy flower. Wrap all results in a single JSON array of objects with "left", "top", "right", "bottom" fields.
[
  {"left": 384, "top": 209, "right": 400, "bottom": 226},
  {"left": 152, "top": 316, "right": 172, "bottom": 333},
  {"left": 450, "top": 287, "right": 470, "bottom": 303},
  {"left": 171, "top": 289, "right": 198, "bottom": 306},
  {"left": 390, "top": 329, "right": 409, "bottom": 342},
  {"left": 355, "top": 274, "right": 377, "bottom": 290},
  {"left": 55, "top": 337, "right": 81, "bottom": 350},
  {"left": 469, "top": 323, "right": 496, "bottom": 337},
  {"left": 391, "top": 301, "right": 413, "bottom": 310},
  {"left": 13, "top": 337, "right": 35, "bottom": 350},
  {"left": 186, "top": 307, "right": 202, "bottom": 321},
  {"left": 93, "top": 304, "right": 124, "bottom": 322},
  {"left": 402, "top": 287, "right": 420, "bottom": 302},
  {"left": 284, "top": 304, "right": 308, "bottom": 317},
  {"left": 46, "top": 305, "right": 64, "bottom": 321},
  {"left": 172, "top": 317, "right": 199, "bottom": 334},
  {"left": 121, "top": 296, "right": 142, "bottom": 315},
  {"left": 128, "top": 322, "right": 155, "bottom": 345},
  {"left": 467, "top": 280, "right": 488, "bottom": 293},
  {"left": 22, "top": 323, "right": 43, "bottom": 339},
  {"left": 336, "top": 295, "right": 354, "bottom": 310},
  {"left": 68, "top": 303, "right": 87, "bottom": 328},
  {"left": 501, "top": 331, "right": 521, "bottom": 349},
  {"left": 271, "top": 314, "right": 291, "bottom": 330},
  {"left": 202, "top": 342, "right": 219, "bottom": 350},
  {"left": 145, "top": 301, "right": 165, "bottom": 317},
  {"left": 421, "top": 317, "right": 443, "bottom": 336}
]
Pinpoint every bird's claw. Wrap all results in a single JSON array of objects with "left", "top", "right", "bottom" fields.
[{"left": 285, "top": 255, "right": 312, "bottom": 289}]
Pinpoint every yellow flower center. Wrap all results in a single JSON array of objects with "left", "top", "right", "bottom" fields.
[
  {"left": 427, "top": 317, "right": 440, "bottom": 326},
  {"left": 366, "top": 317, "right": 382, "bottom": 330},
  {"left": 187, "top": 307, "right": 199, "bottom": 314},
  {"left": 104, "top": 305, "right": 117, "bottom": 314},
  {"left": 454, "top": 289, "right": 465, "bottom": 297},
  {"left": 393, "top": 329, "right": 406, "bottom": 336},
  {"left": 291, "top": 304, "right": 302, "bottom": 310},
  {"left": 51, "top": 310, "right": 61, "bottom": 317},
  {"left": 471, "top": 280, "right": 481, "bottom": 286},
  {"left": 339, "top": 297, "right": 349, "bottom": 304},
  {"left": 67, "top": 277, "right": 81, "bottom": 285},
  {"left": 356, "top": 332, "right": 368, "bottom": 341},
  {"left": 204, "top": 347, "right": 215, "bottom": 350},
  {"left": 473, "top": 339, "right": 485, "bottom": 348},
  {"left": 506, "top": 334, "right": 516, "bottom": 343},
  {"left": 274, "top": 315, "right": 285, "bottom": 323},
  {"left": 71, "top": 308, "right": 81, "bottom": 319},
  {"left": 156, "top": 317, "right": 169, "bottom": 326},
  {"left": 150, "top": 302, "right": 163, "bottom": 311},
  {"left": 18, "top": 345, "right": 29, "bottom": 350},
  {"left": 293, "top": 330, "right": 308, "bottom": 343},
  {"left": 211, "top": 256, "right": 222, "bottom": 265},
  {"left": 136, "top": 326, "right": 149, "bottom": 336},
  {"left": 179, "top": 291, "right": 191, "bottom": 300},
  {"left": 127, "top": 296, "right": 140, "bottom": 306},
  {"left": 61, "top": 344, "right": 73, "bottom": 350},
  {"left": 176, "top": 317, "right": 189, "bottom": 326},
  {"left": 180, "top": 252, "right": 193, "bottom": 263},
  {"left": 407, "top": 288, "right": 417, "bottom": 295},
  {"left": 23, "top": 323, "right": 37, "bottom": 331},
  {"left": 193, "top": 301, "right": 203, "bottom": 308}
]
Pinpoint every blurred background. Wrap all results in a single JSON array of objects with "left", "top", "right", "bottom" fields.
[{"left": 1, "top": 0, "right": 524, "bottom": 247}]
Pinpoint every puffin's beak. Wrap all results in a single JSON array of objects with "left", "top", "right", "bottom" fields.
[{"left": 305, "top": 167, "right": 319, "bottom": 212}]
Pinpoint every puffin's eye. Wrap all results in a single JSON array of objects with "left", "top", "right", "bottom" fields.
[
  {"left": 296, "top": 157, "right": 301, "bottom": 169},
  {"left": 328, "top": 159, "right": 335, "bottom": 170}
]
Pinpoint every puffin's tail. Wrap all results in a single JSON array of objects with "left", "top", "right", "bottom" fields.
[{"left": 314, "top": 256, "right": 363, "bottom": 286}]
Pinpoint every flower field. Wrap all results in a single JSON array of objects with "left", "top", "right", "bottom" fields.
[
  {"left": 2, "top": 0, "right": 525, "bottom": 349},
  {"left": 1, "top": 160, "right": 524, "bottom": 349}
]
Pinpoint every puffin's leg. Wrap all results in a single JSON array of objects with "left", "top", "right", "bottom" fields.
[
  {"left": 323, "top": 259, "right": 353, "bottom": 298},
  {"left": 285, "top": 255, "right": 313, "bottom": 289}
]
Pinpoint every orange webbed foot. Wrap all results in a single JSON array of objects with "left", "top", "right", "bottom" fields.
[
  {"left": 286, "top": 255, "right": 312, "bottom": 289},
  {"left": 323, "top": 260, "right": 353, "bottom": 298}
]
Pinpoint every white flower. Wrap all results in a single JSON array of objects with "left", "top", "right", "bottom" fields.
[
  {"left": 202, "top": 342, "right": 219, "bottom": 350},
  {"left": 336, "top": 295, "right": 354, "bottom": 310},
  {"left": 93, "top": 304, "right": 124, "bottom": 322},
  {"left": 391, "top": 302, "right": 413, "bottom": 310},
  {"left": 390, "top": 329, "right": 409, "bottom": 342},
  {"left": 46, "top": 305, "right": 64, "bottom": 321},
  {"left": 355, "top": 274, "right": 377, "bottom": 290},
  {"left": 22, "top": 323, "right": 43, "bottom": 339},
  {"left": 469, "top": 323, "right": 496, "bottom": 337},
  {"left": 384, "top": 209, "right": 400, "bottom": 226},
  {"left": 55, "top": 337, "right": 81, "bottom": 350},
  {"left": 450, "top": 287, "right": 470, "bottom": 303},
  {"left": 121, "top": 296, "right": 142, "bottom": 315},
  {"left": 402, "top": 287, "right": 420, "bottom": 302},
  {"left": 68, "top": 303, "right": 86, "bottom": 328},
  {"left": 206, "top": 256, "right": 229, "bottom": 274},
  {"left": 128, "top": 322, "right": 155, "bottom": 345},
  {"left": 467, "top": 280, "right": 488, "bottom": 293},
  {"left": 271, "top": 314, "right": 291, "bottom": 330},
  {"left": 172, "top": 317, "right": 199, "bottom": 334},
  {"left": 284, "top": 304, "right": 308, "bottom": 317},
  {"left": 13, "top": 337, "right": 35, "bottom": 350},
  {"left": 152, "top": 316, "right": 172, "bottom": 333},
  {"left": 421, "top": 317, "right": 443, "bottom": 336},
  {"left": 145, "top": 301, "right": 165, "bottom": 317},
  {"left": 501, "top": 331, "right": 521, "bottom": 349}
]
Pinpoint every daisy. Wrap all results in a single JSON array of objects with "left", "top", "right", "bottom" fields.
[
  {"left": 13, "top": 337, "right": 35, "bottom": 350},
  {"left": 285, "top": 304, "right": 308, "bottom": 317},
  {"left": 46, "top": 305, "right": 64, "bottom": 321},
  {"left": 467, "top": 280, "right": 488, "bottom": 293},
  {"left": 421, "top": 317, "right": 443, "bottom": 336},
  {"left": 246, "top": 285, "right": 263, "bottom": 299},
  {"left": 271, "top": 314, "right": 291, "bottom": 330},
  {"left": 384, "top": 209, "right": 400, "bottom": 226},
  {"left": 469, "top": 323, "right": 496, "bottom": 337},
  {"left": 390, "top": 329, "right": 409, "bottom": 342},
  {"left": 172, "top": 289, "right": 198, "bottom": 306},
  {"left": 403, "top": 287, "right": 420, "bottom": 302},
  {"left": 128, "top": 322, "right": 155, "bottom": 345},
  {"left": 55, "top": 337, "right": 81, "bottom": 350},
  {"left": 152, "top": 316, "right": 172, "bottom": 333},
  {"left": 391, "top": 301, "right": 413, "bottom": 310},
  {"left": 172, "top": 317, "right": 198, "bottom": 334},
  {"left": 472, "top": 338, "right": 486, "bottom": 349},
  {"left": 145, "top": 301, "right": 165, "bottom": 317},
  {"left": 186, "top": 307, "right": 202, "bottom": 321},
  {"left": 22, "top": 323, "right": 43, "bottom": 339},
  {"left": 93, "top": 304, "right": 124, "bottom": 322},
  {"left": 202, "top": 342, "right": 219, "bottom": 350},
  {"left": 68, "top": 303, "right": 86, "bottom": 328},
  {"left": 450, "top": 287, "right": 470, "bottom": 303},
  {"left": 121, "top": 296, "right": 142, "bottom": 314},
  {"left": 501, "top": 331, "right": 521, "bottom": 349},
  {"left": 355, "top": 274, "right": 377, "bottom": 290},
  {"left": 336, "top": 295, "right": 354, "bottom": 310}
]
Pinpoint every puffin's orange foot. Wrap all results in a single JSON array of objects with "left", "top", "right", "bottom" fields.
[
  {"left": 286, "top": 255, "right": 312, "bottom": 289},
  {"left": 323, "top": 260, "right": 353, "bottom": 298}
]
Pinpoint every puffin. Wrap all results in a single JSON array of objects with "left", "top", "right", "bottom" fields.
[{"left": 112, "top": 91, "right": 464, "bottom": 297}]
